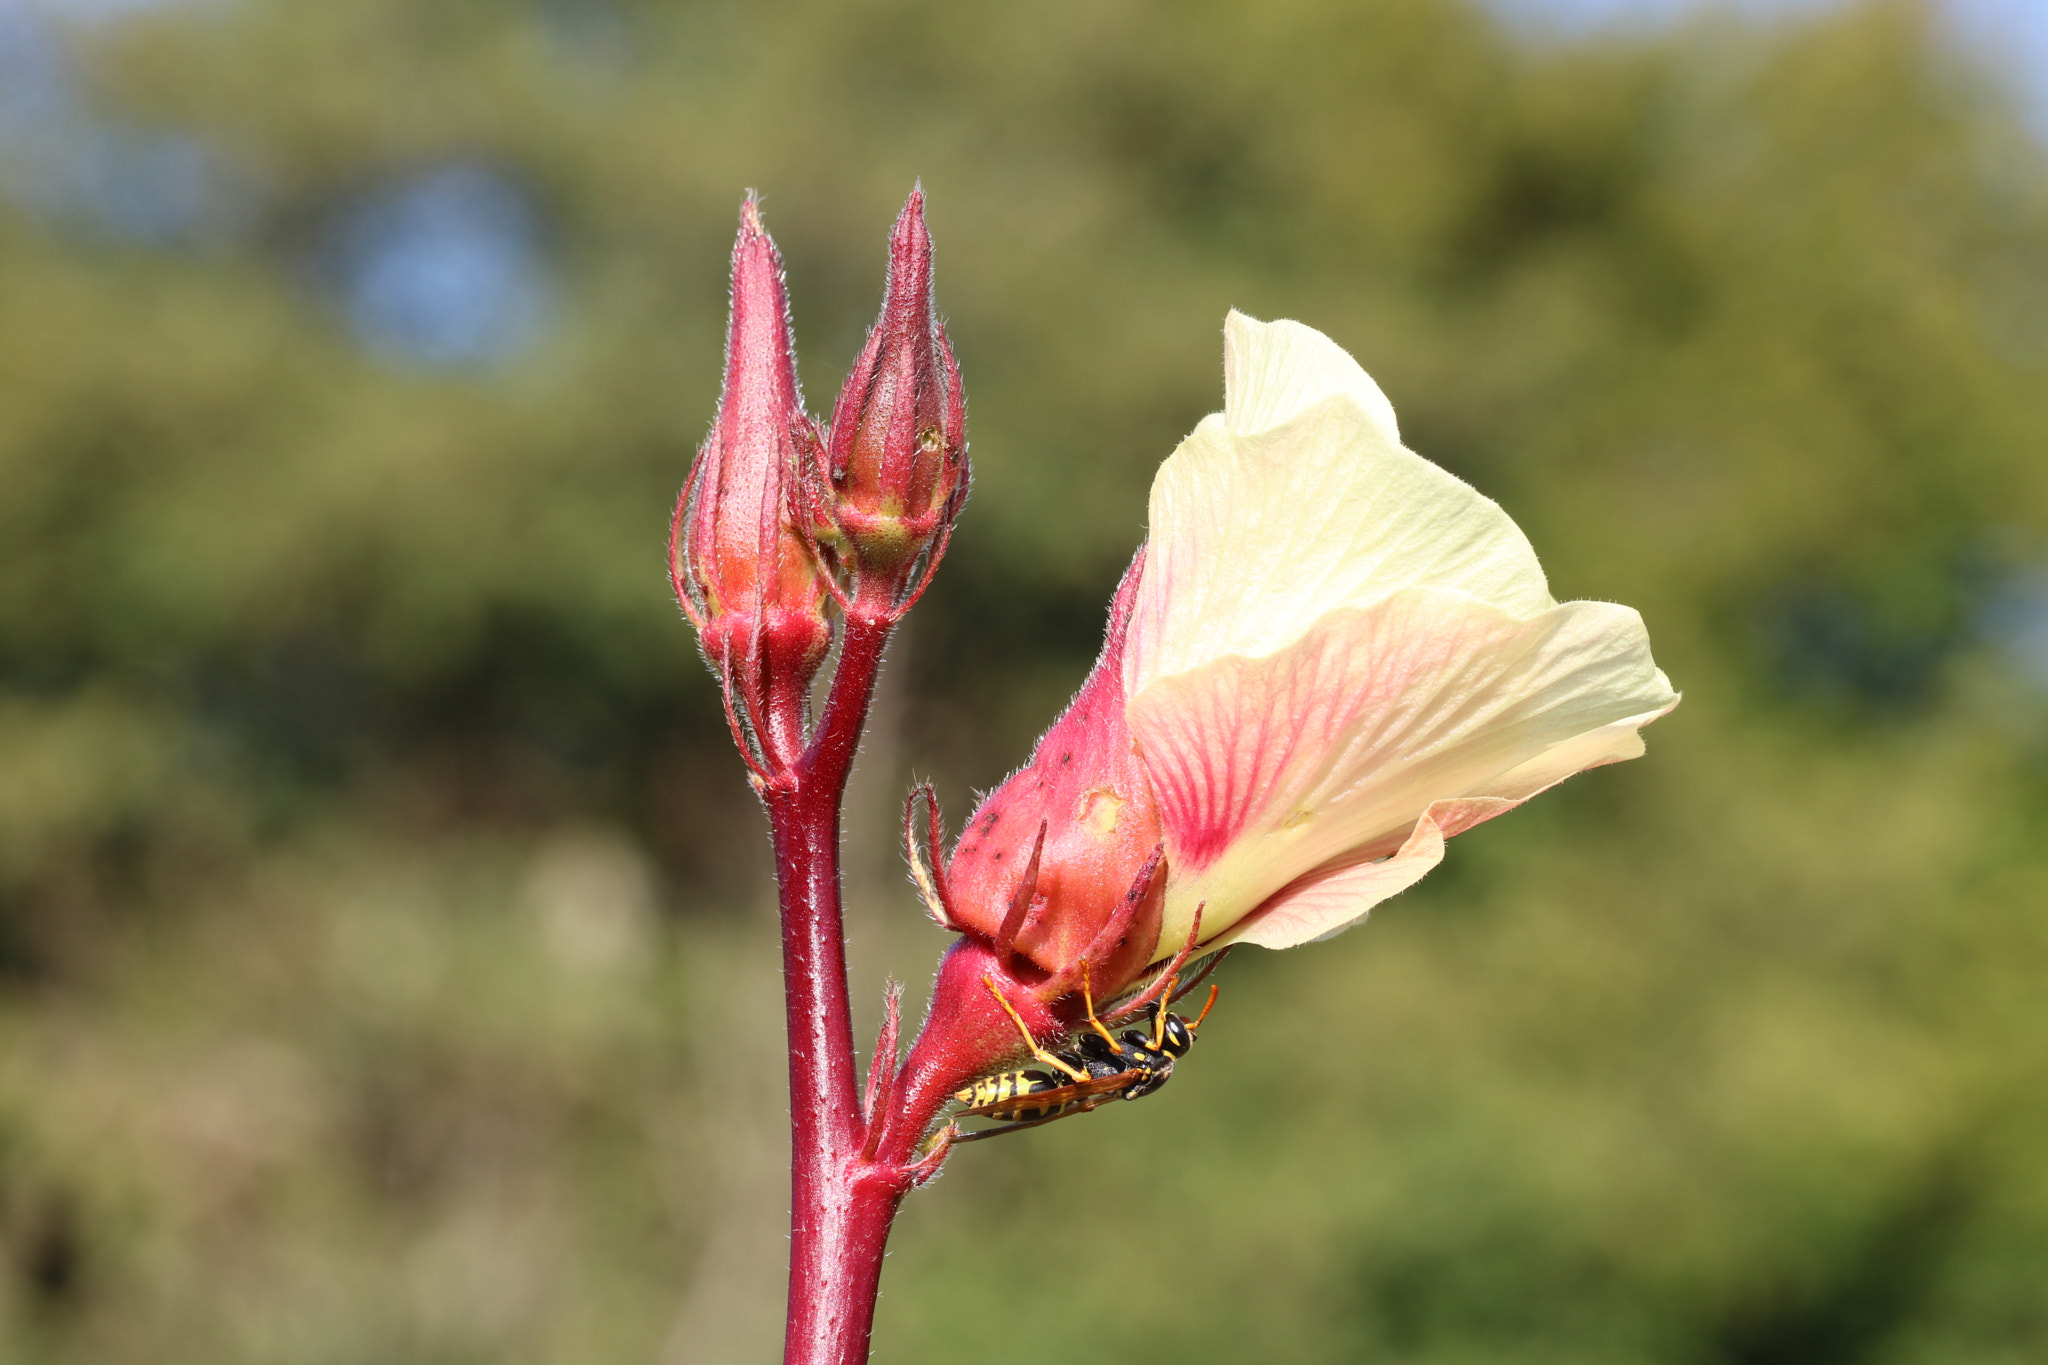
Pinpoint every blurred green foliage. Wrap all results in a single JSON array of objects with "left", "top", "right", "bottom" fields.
[{"left": 2, "top": 0, "right": 2046, "bottom": 1361}]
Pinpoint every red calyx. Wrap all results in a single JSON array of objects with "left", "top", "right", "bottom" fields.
[
  {"left": 945, "top": 551, "right": 1167, "bottom": 1001},
  {"left": 808, "top": 186, "right": 969, "bottom": 613},
  {"left": 671, "top": 195, "right": 833, "bottom": 773}
]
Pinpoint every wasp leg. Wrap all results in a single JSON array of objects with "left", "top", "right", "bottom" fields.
[
  {"left": 980, "top": 974, "right": 1088, "bottom": 1082},
  {"left": 1079, "top": 959, "right": 1122, "bottom": 1053}
]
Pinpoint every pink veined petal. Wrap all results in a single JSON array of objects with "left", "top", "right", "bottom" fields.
[
  {"left": 1130, "top": 587, "right": 1677, "bottom": 957},
  {"left": 1228, "top": 710, "right": 1684, "bottom": 953},
  {"left": 1222, "top": 798, "right": 1507, "bottom": 951},
  {"left": 1224, "top": 726, "right": 1703, "bottom": 947}
]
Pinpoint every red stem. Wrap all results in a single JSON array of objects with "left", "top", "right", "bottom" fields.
[
  {"left": 760, "top": 608, "right": 1161, "bottom": 1362},
  {"left": 770, "top": 610, "right": 916, "bottom": 1365}
]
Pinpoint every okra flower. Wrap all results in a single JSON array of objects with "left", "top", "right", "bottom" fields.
[
  {"left": 944, "top": 312, "right": 1677, "bottom": 996},
  {"left": 1125, "top": 311, "right": 1676, "bottom": 958}
]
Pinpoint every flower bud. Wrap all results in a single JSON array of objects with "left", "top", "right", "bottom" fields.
[
  {"left": 807, "top": 187, "right": 968, "bottom": 606},
  {"left": 945, "top": 553, "right": 1167, "bottom": 1001},
  {"left": 671, "top": 196, "right": 832, "bottom": 767}
]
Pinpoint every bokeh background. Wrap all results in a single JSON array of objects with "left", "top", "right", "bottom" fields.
[{"left": 3, "top": 0, "right": 2047, "bottom": 1360}]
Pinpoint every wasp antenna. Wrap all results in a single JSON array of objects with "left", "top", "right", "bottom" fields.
[{"left": 1187, "top": 983, "right": 1220, "bottom": 1033}]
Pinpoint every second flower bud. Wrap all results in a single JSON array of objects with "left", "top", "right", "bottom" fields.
[{"left": 799, "top": 187, "right": 969, "bottom": 611}]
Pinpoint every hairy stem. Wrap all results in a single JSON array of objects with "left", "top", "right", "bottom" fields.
[{"left": 771, "top": 612, "right": 910, "bottom": 1365}]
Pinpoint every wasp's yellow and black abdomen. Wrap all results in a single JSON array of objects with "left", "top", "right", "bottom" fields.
[
  {"left": 976, "top": 1085, "right": 1102, "bottom": 1124},
  {"left": 955, "top": 1068, "right": 1058, "bottom": 1110}
]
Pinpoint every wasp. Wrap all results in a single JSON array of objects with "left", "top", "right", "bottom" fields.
[{"left": 951, "top": 963, "right": 1219, "bottom": 1141}]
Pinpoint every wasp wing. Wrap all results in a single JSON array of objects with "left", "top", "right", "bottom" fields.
[{"left": 954, "top": 1069, "right": 1143, "bottom": 1122}]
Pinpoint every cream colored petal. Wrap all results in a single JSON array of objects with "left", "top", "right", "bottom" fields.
[
  {"left": 1134, "top": 588, "right": 1676, "bottom": 956},
  {"left": 1222, "top": 310, "right": 1400, "bottom": 443},
  {"left": 1474, "top": 694, "right": 1679, "bottom": 803},
  {"left": 1212, "top": 798, "right": 1445, "bottom": 950},
  {"left": 1208, "top": 793, "right": 1544, "bottom": 951},
  {"left": 1129, "top": 339, "right": 1553, "bottom": 691},
  {"left": 1218, "top": 806, "right": 1444, "bottom": 951}
]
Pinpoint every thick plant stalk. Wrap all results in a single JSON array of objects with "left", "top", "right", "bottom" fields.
[{"left": 768, "top": 617, "right": 906, "bottom": 1365}]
